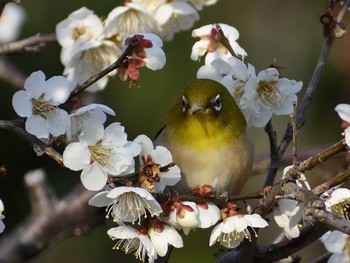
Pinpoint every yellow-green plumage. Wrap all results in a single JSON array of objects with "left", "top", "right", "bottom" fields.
[{"left": 155, "top": 79, "right": 254, "bottom": 195}]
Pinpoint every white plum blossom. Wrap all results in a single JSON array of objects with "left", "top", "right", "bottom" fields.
[
  {"left": 55, "top": 7, "right": 104, "bottom": 66},
  {"left": 118, "top": 33, "right": 166, "bottom": 81},
  {"left": 191, "top": 23, "right": 247, "bottom": 63},
  {"left": 335, "top": 103, "right": 350, "bottom": 147},
  {"left": 148, "top": 220, "right": 183, "bottom": 257},
  {"left": 161, "top": 201, "right": 220, "bottom": 235},
  {"left": 56, "top": 7, "right": 121, "bottom": 92},
  {"left": 63, "top": 39, "right": 121, "bottom": 92},
  {"left": 12, "top": 71, "right": 70, "bottom": 139},
  {"left": 0, "top": 199, "right": 5, "bottom": 233},
  {"left": 63, "top": 120, "right": 141, "bottom": 191},
  {"left": 88, "top": 186, "right": 162, "bottom": 224},
  {"left": 102, "top": 2, "right": 159, "bottom": 41},
  {"left": 154, "top": 0, "right": 200, "bottom": 41},
  {"left": 239, "top": 67, "right": 303, "bottom": 127},
  {"left": 108, "top": 225, "right": 158, "bottom": 263},
  {"left": 0, "top": 2, "right": 25, "bottom": 43},
  {"left": 189, "top": 0, "right": 218, "bottom": 10},
  {"left": 209, "top": 213, "right": 268, "bottom": 248},
  {"left": 324, "top": 188, "right": 350, "bottom": 219},
  {"left": 66, "top": 102, "right": 115, "bottom": 142},
  {"left": 134, "top": 134, "right": 181, "bottom": 193},
  {"left": 273, "top": 199, "right": 303, "bottom": 239},
  {"left": 320, "top": 230, "right": 350, "bottom": 263}
]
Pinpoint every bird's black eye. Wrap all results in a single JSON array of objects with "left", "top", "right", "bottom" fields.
[
  {"left": 182, "top": 95, "right": 189, "bottom": 113},
  {"left": 212, "top": 94, "right": 222, "bottom": 112}
]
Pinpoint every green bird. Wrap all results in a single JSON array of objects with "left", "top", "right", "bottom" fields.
[{"left": 155, "top": 79, "right": 254, "bottom": 196}]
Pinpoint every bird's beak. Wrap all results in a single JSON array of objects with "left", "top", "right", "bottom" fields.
[{"left": 191, "top": 103, "right": 206, "bottom": 115}]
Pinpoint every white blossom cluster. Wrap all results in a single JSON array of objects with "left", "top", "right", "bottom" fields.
[
  {"left": 55, "top": 0, "right": 217, "bottom": 92},
  {"left": 11, "top": 1, "right": 350, "bottom": 262},
  {"left": 191, "top": 23, "right": 303, "bottom": 127}
]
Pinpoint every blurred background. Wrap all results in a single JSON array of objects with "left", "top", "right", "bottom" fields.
[{"left": 0, "top": 0, "right": 349, "bottom": 262}]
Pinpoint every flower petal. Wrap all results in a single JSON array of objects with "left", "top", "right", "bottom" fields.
[
  {"left": 81, "top": 162, "right": 108, "bottom": 191},
  {"left": 63, "top": 142, "right": 91, "bottom": 171}
]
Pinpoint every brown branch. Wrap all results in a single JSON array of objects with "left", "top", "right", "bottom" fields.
[
  {"left": 0, "top": 119, "right": 63, "bottom": 165},
  {"left": 0, "top": 33, "right": 57, "bottom": 54},
  {"left": 313, "top": 168, "right": 350, "bottom": 195},
  {"left": 263, "top": 2, "right": 350, "bottom": 186},
  {"left": 0, "top": 179, "right": 102, "bottom": 263}
]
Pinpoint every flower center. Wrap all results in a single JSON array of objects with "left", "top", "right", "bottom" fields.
[
  {"left": 72, "top": 26, "right": 86, "bottom": 41},
  {"left": 31, "top": 98, "right": 56, "bottom": 118},
  {"left": 257, "top": 80, "right": 281, "bottom": 106},
  {"left": 89, "top": 143, "right": 112, "bottom": 166},
  {"left": 105, "top": 192, "right": 154, "bottom": 225},
  {"left": 330, "top": 199, "right": 350, "bottom": 220}
]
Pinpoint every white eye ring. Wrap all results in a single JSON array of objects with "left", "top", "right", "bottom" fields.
[
  {"left": 182, "top": 95, "right": 189, "bottom": 112},
  {"left": 213, "top": 94, "right": 222, "bottom": 112}
]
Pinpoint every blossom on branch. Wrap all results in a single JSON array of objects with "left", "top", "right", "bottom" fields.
[
  {"left": 160, "top": 201, "right": 220, "bottom": 235},
  {"left": 273, "top": 199, "right": 303, "bottom": 239},
  {"left": 89, "top": 186, "right": 162, "bottom": 224},
  {"left": 66, "top": 101, "right": 115, "bottom": 142},
  {"left": 320, "top": 230, "right": 350, "bottom": 263},
  {"left": 335, "top": 103, "right": 350, "bottom": 147},
  {"left": 148, "top": 219, "right": 183, "bottom": 257},
  {"left": 191, "top": 23, "right": 247, "bottom": 63},
  {"left": 324, "top": 188, "right": 350, "bottom": 220},
  {"left": 108, "top": 225, "right": 158, "bottom": 263},
  {"left": 238, "top": 67, "right": 302, "bottom": 127},
  {"left": 209, "top": 213, "right": 268, "bottom": 248},
  {"left": 134, "top": 134, "right": 181, "bottom": 193},
  {"left": 56, "top": 7, "right": 121, "bottom": 92},
  {"left": 152, "top": 0, "right": 200, "bottom": 41},
  {"left": 118, "top": 33, "right": 166, "bottom": 82},
  {"left": 63, "top": 120, "right": 140, "bottom": 191},
  {"left": 12, "top": 71, "right": 70, "bottom": 139},
  {"left": 102, "top": 2, "right": 160, "bottom": 41}
]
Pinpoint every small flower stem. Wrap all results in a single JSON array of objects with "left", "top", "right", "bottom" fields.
[
  {"left": 68, "top": 38, "right": 140, "bottom": 98},
  {"left": 312, "top": 168, "right": 350, "bottom": 195}
]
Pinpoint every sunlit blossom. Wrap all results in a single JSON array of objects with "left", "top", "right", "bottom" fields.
[
  {"left": 154, "top": 0, "right": 199, "bottom": 41},
  {"left": 108, "top": 225, "right": 158, "bottom": 263},
  {"left": 191, "top": 23, "right": 247, "bottom": 63},
  {"left": 324, "top": 188, "right": 350, "bottom": 220},
  {"left": 239, "top": 67, "right": 302, "bottom": 127},
  {"left": 148, "top": 220, "right": 183, "bottom": 257},
  {"left": 320, "top": 230, "right": 350, "bottom": 263},
  {"left": 160, "top": 201, "right": 220, "bottom": 235},
  {"left": 12, "top": 71, "right": 70, "bottom": 139},
  {"left": 209, "top": 213, "right": 268, "bottom": 248},
  {"left": 335, "top": 103, "right": 350, "bottom": 147},
  {"left": 56, "top": 7, "right": 104, "bottom": 66},
  {"left": 102, "top": 2, "right": 159, "bottom": 41},
  {"left": 63, "top": 120, "right": 140, "bottom": 191},
  {"left": 89, "top": 186, "right": 162, "bottom": 224},
  {"left": 66, "top": 102, "right": 115, "bottom": 142}
]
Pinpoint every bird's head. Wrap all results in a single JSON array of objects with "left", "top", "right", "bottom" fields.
[{"left": 165, "top": 79, "right": 247, "bottom": 139}]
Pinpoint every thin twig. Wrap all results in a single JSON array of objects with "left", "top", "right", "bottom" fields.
[
  {"left": 291, "top": 102, "right": 298, "bottom": 165},
  {"left": 0, "top": 119, "right": 63, "bottom": 165},
  {"left": 264, "top": 2, "right": 350, "bottom": 186},
  {"left": 0, "top": 33, "right": 57, "bottom": 54}
]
